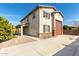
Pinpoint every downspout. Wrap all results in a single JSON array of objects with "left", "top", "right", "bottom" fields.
[
  {"left": 38, "top": 8, "right": 40, "bottom": 37},
  {"left": 51, "top": 13, "right": 55, "bottom": 36}
]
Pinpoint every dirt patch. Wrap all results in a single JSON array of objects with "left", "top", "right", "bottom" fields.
[{"left": 0, "top": 36, "right": 36, "bottom": 49}]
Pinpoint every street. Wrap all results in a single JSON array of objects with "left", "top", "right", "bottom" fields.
[{"left": 54, "top": 38, "right": 79, "bottom": 56}]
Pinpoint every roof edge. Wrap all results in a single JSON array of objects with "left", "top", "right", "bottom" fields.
[
  {"left": 52, "top": 11, "right": 64, "bottom": 18},
  {"left": 20, "top": 5, "right": 56, "bottom": 22}
]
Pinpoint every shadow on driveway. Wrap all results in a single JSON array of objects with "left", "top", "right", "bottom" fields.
[{"left": 53, "top": 37, "right": 79, "bottom": 56}]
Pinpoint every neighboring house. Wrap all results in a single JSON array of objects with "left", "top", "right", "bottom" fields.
[{"left": 16, "top": 5, "right": 64, "bottom": 38}]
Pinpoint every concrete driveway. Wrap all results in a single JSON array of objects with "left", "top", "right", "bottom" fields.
[
  {"left": 0, "top": 35, "right": 78, "bottom": 56},
  {"left": 54, "top": 38, "right": 79, "bottom": 56}
]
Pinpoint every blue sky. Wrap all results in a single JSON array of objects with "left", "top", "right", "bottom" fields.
[{"left": 0, "top": 3, "right": 79, "bottom": 26}]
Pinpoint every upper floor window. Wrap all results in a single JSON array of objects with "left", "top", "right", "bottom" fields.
[
  {"left": 33, "top": 13, "right": 36, "bottom": 19},
  {"left": 43, "top": 11, "right": 50, "bottom": 19}
]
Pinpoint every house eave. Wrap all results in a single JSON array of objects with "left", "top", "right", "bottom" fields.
[
  {"left": 20, "top": 5, "right": 57, "bottom": 22},
  {"left": 52, "top": 11, "right": 64, "bottom": 18}
]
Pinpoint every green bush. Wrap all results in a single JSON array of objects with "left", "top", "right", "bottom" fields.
[
  {"left": 0, "top": 16, "right": 16, "bottom": 41},
  {"left": 63, "top": 25, "right": 75, "bottom": 30},
  {"left": 63, "top": 25, "right": 69, "bottom": 30}
]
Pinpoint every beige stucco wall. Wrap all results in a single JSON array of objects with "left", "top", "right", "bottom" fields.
[
  {"left": 21, "top": 9, "right": 39, "bottom": 37},
  {"left": 21, "top": 18, "right": 28, "bottom": 23},
  {"left": 54, "top": 13, "right": 63, "bottom": 22},
  {"left": 39, "top": 8, "right": 55, "bottom": 33}
]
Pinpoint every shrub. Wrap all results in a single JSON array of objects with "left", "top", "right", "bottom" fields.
[
  {"left": 63, "top": 25, "right": 69, "bottom": 30},
  {"left": 0, "top": 16, "right": 16, "bottom": 41}
]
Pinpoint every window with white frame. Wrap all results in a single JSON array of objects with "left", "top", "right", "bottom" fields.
[
  {"left": 43, "top": 25, "right": 50, "bottom": 32},
  {"left": 43, "top": 11, "right": 50, "bottom": 19}
]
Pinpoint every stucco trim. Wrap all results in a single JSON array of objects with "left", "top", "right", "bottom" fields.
[{"left": 39, "top": 32, "right": 52, "bottom": 38}]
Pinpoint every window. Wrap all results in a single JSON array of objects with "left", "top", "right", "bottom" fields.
[
  {"left": 33, "top": 13, "right": 35, "bottom": 19},
  {"left": 43, "top": 25, "right": 50, "bottom": 32},
  {"left": 43, "top": 11, "right": 50, "bottom": 19}
]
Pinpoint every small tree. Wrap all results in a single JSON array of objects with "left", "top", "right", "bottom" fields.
[
  {"left": 0, "top": 16, "right": 16, "bottom": 40},
  {"left": 72, "top": 20, "right": 79, "bottom": 30},
  {"left": 73, "top": 21, "right": 79, "bottom": 27},
  {"left": 63, "top": 25, "right": 75, "bottom": 30},
  {"left": 63, "top": 25, "right": 69, "bottom": 30}
]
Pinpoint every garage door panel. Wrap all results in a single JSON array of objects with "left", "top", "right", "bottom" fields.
[{"left": 56, "top": 20, "right": 62, "bottom": 35}]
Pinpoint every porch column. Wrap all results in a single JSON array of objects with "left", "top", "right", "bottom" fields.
[{"left": 21, "top": 25, "right": 23, "bottom": 36}]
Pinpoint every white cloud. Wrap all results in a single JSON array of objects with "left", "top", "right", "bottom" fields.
[{"left": 65, "top": 19, "right": 79, "bottom": 26}]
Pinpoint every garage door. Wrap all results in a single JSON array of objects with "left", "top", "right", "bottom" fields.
[{"left": 56, "top": 20, "right": 62, "bottom": 35}]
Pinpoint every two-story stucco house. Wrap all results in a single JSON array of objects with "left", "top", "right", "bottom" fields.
[{"left": 16, "top": 5, "right": 64, "bottom": 38}]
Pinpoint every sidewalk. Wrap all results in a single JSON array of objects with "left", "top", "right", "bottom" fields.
[{"left": 0, "top": 35, "right": 78, "bottom": 56}]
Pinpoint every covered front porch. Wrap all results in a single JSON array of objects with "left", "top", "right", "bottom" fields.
[
  {"left": 21, "top": 22, "right": 29, "bottom": 36},
  {"left": 16, "top": 22, "right": 29, "bottom": 36}
]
